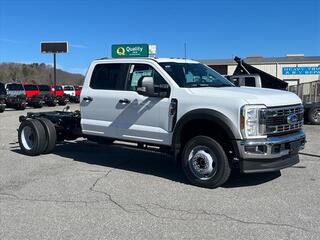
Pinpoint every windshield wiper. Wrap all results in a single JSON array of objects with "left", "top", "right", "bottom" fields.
[{"left": 188, "top": 83, "right": 210, "bottom": 87}]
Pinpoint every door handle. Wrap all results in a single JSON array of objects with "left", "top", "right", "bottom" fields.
[
  {"left": 83, "top": 96, "right": 93, "bottom": 102},
  {"left": 118, "top": 98, "right": 131, "bottom": 104}
]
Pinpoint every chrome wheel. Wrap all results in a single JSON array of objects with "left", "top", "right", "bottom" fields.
[
  {"left": 188, "top": 145, "right": 218, "bottom": 180},
  {"left": 21, "top": 126, "right": 34, "bottom": 150}
]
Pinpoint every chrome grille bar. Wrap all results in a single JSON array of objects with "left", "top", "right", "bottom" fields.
[{"left": 265, "top": 104, "right": 304, "bottom": 135}]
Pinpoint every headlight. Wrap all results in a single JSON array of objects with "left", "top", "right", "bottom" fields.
[{"left": 240, "top": 105, "right": 267, "bottom": 139}]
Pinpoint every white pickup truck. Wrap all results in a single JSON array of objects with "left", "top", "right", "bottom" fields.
[{"left": 17, "top": 57, "right": 306, "bottom": 188}]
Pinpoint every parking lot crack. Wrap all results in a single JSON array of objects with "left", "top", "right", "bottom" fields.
[
  {"left": 89, "top": 168, "right": 133, "bottom": 214},
  {"left": 136, "top": 203, "right": 315, "bottom": 233}
]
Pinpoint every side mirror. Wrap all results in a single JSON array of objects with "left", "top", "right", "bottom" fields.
[{"left": 137, "top": 76, "right": 156, "bottom": 97}]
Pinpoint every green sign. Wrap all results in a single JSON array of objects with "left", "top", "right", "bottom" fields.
[{"left": 112, "top": 44, "right": 149, "bottom": 58}]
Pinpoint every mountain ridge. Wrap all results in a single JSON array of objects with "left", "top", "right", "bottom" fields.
[{"left": 0, "top": 62, "right": 85, "bottom": 85}]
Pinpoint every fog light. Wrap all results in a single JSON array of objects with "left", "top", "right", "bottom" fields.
[{"left": 245, "top": 145, "right": 267, "bottom": 154}]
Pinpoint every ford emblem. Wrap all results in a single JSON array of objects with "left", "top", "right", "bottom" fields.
[{"left": 287, "top": 113, "right": 298, "bottom": 124}]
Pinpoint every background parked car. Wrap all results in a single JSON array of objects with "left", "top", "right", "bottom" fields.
[
  {"left": 5, "top": 83, "right": 27, "bottom": 110},
  {"left": 23, "top": 84, "right": 44, "bottom": 108}
]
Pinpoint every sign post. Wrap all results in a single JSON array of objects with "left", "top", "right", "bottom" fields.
[{"left": 41, "top": 41, "right": 68, "bottom": 95}]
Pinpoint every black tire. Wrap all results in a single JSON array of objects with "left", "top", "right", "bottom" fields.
[
  {"left": 15, "top": 104, "right": 26, "bottom": 110},
  {"left": 0, "top": 106, "right": 4, "bottom": 113},
  {"left": 38, "top": 118, "right": 57, "bottom": 154},
  {"left": 58, "top": 99, "right": 67, "bottom": 106},
  {"left": 181, "top": 136, "right": 231, "bottom": 189},
  {"left": 18, "top": 119, "right": 47, "bottom": 156},
  {"left": 308, "top": 107, "right": 320, "bottom": 125},
  {"left": 33, "top": 102, "right": 43, "bottom": 108}
]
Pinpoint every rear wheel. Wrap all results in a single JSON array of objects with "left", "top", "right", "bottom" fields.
[
  {"left": 308, "top": 107, "right": 320, "bottom": 125},
  {"left": 181, "top": 136, "right": 231, "bottom": 188},
  {"left": 33, "top": 102, "right": 43, "bottom": 108},
  {"left": 58, "top": 99, "right": 67, "bottom": 106},
  {"left": 18, "top": 119, "right": 47, "bottom": 156},
  {"left": 38, "top": 118, "right": 57, "bottom": 154}
]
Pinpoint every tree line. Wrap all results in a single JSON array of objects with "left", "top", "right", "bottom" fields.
[{"left": 0, "top": 63, "right": 84, "bottom": 85}]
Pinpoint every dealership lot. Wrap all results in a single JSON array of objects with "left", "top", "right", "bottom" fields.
[{"left": 0, "top": 106, "right": 319, "bottom": 240}]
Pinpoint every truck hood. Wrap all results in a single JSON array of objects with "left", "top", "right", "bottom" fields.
[{"left": 187, "top": 87, "right": 302, "bottom": 107}]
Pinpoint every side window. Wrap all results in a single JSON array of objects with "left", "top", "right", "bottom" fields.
[
  {"left": 127, "top": 64, "right": 168, "bottom": 91},
  {"left": 90, "top": 64, "right": 128, "bottom": 90},
  {"left": 245, "top": 77, "right": 256, "bottom": 87}
]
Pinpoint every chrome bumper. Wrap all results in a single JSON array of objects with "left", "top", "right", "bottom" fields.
[{"left": 236, "top": 130, "right": 306, "bottom": 160}]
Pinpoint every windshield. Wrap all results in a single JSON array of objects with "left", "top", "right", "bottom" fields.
[
  {"left": 6, "top": 83, "right": 24, "bottom": 91},
  {"left": 38, "top": 85, "right": 50, "bottom": 91},
  {"left": 54, "top": 86, "right": 63, "bottom": 90},
  {"left": 24, "top": 85, "right": 38, "bottom": 91},
  {"left": 64, "top": 86, "right": 74, "bottom": 91},
  {"left": 159, "top": 62, "right": 234, "bottom": 88}
]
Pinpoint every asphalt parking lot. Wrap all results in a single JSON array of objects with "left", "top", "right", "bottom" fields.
[{"left": 0, "top": 105, "right": 319, "bottom": 240}]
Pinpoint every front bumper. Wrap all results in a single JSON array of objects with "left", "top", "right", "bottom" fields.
[{"left": 235, "top": 130, "right": 306, "bottom": 173}]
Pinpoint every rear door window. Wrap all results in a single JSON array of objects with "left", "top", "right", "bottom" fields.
[{"left": 90, "top": 63, "right": 129, "bottom": 90}]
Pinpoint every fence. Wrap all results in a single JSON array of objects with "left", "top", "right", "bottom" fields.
[{"left": 288, "top": 80, "right": 320, "bottom": 103}]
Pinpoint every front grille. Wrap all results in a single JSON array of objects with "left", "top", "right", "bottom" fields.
[{"left": 265, "top": 104, "right": 304, "bottom": 135}]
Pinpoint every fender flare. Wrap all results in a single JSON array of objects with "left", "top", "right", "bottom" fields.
[{"left": 171, "top": 108, "right": 241, "bottom": 154}]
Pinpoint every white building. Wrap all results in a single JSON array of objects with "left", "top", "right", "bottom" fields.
[{"left": 200, "top": 54, "right": 320, "bottom": 86}]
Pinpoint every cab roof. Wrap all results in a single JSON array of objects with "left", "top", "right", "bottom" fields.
[{"left": 94, "top": 57, "right": 199, "bottom": 64}]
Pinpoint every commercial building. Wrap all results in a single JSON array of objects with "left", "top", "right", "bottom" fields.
[{"left": 200, "top": 54, "right": 320, "bottom": 86}]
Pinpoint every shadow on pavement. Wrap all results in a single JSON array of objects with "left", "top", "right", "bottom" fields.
[{"left": 12, "top": 140, "right": 281, "bottom": 188}]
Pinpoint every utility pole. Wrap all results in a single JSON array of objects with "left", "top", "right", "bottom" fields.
[{"left": 53, "top": 53, "right": 57, "bottom": 95}]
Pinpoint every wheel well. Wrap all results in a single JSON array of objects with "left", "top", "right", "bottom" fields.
[{"left": 178, "top": 119, "right": 236, "bottom": 161}]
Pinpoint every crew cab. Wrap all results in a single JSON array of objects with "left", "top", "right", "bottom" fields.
[
  {"left": 5, "top": 83, "right": 27, "bottom": 110},
  {"left": 23, "top": 84, "right": 44, "bottom": 108},
  {"left": 17, "top": 58, "right": 306, "bottom": 188}
]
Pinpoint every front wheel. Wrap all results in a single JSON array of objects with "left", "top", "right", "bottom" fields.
[
  {"left": 181, "top": 136, "right": 231, "bottom": 188},
  {"left": 308, "top": 107, "right": 320, "bottom": 125}
]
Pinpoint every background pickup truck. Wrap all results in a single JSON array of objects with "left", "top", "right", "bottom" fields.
[
  {"left": 17, "top": 57, "right": 306, "bottom": 188},
  {"left": 23, "top": 84, "right": 44, "bottom": 108},
  {"left": 5, "top": 83, "right": 27, "bottom": 110},
  {"left": 38, "top": 84, "right": 58, "bottom": 106},
  {"left": 50, "top": 85, "right": 68, "bottom": 106}
]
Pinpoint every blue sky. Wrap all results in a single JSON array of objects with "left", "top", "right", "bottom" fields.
[{"left": 0, "top": 0, "right": 319, "bottom": 75}]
